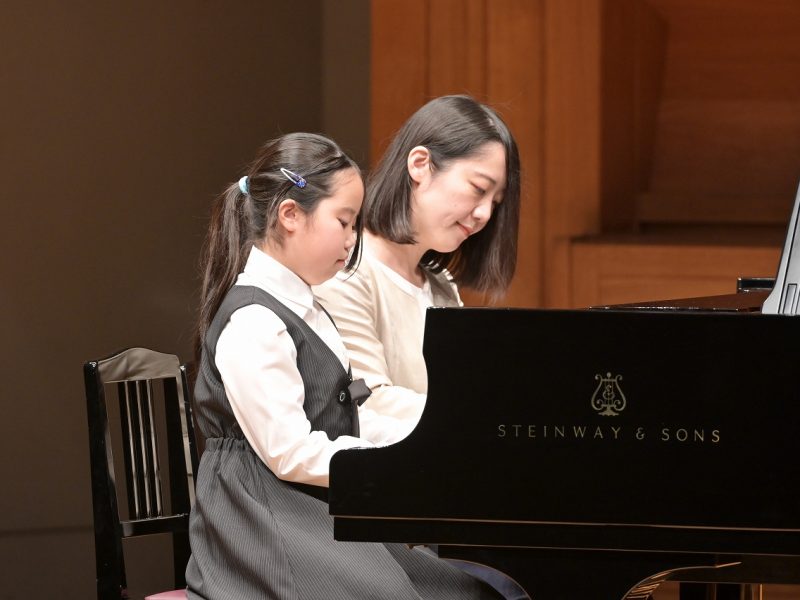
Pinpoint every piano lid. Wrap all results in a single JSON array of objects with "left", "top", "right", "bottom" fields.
[
  {"left": 590, "top": 290, "right": 768, "bottom": 312},
  {"left": 763, "top": 180, "right": 800, "bottom": 314}
]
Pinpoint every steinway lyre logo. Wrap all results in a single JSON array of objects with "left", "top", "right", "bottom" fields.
[{"left": 591, "top": 372, "right": 627, "bottom": 416}]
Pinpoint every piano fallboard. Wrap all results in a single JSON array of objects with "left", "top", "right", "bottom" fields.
[{"left": 329, "top": 308, "right": 800, "bottom": 597}]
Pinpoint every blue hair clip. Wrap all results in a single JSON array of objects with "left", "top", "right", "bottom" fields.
[
  {"left": 238, "top": 175, "right": 249, "bottom": 195},
  {"left": 280, "top": 167, "right": 307, "bottom": 189}
]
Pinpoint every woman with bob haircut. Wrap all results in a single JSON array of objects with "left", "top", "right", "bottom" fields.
[
  {"left": 314, "top": 95, "right": 526, "bottom": 599},
  {"left": 315, "top": 94, "right": 521, "bottom": 428}
]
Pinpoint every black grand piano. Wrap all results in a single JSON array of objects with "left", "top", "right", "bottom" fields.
[{"left": 329, "top": 185, "right": 800, "bottom": 599}]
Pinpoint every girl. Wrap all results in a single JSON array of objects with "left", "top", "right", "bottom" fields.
[
  {"left": 186, "top": 132, "right": 501, "bottom": 599},
  {"left": 314, "top": 95, "right": 521, "bottom": 428}
]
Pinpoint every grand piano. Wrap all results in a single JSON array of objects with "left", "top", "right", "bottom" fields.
[{"left": 329, "top": 185, "right": 800, "bottom": 599}]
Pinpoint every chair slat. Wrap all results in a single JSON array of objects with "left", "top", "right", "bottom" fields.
[
  {"left": 135, "top": 380, "right": 154, "bottom": 518},
  {"left": 137, "top": 379, "right": 163, "bottom": 518},
  {"left": 118, "top": 381, "right": 141, "bottom": 519},
  {"left": 145, "top": 380, "right": 163, "bottom": 517}
]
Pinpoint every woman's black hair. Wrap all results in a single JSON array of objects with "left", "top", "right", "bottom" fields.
[
  {"left": 195, "top": 132, "right": 362, "bottom": 358},
  {"left": 364, "top": 94, "right": 521, "bottom": 295}
]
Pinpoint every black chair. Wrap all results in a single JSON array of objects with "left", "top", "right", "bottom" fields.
[{"left": 84, "top": 347, "right": 200, "bottom": 600}]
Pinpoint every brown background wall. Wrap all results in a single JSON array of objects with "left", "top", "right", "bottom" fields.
[{"left": 0, "top": 1, "right": 369, "bottom": 597}]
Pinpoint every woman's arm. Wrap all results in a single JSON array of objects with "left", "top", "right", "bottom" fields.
[{"left": 315, "top": 270, "right": 427, "bottom": 427}]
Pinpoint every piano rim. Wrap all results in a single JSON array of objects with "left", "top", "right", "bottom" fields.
[{"left": 331, "top": 515, "right": 800, "bottom": 556}]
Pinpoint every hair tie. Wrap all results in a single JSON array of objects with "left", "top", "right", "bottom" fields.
[
  {"left": 238, "top": 176, "right": 249, "bottom": 195},
  {"left": 280, "top": 167, "right": 307, "bottom": 189}
]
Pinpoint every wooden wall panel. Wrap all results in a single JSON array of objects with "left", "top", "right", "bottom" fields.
[
  {"left": 428, "top": 0, "right": 486, "bottom": 99},
  {"left": 571, "top": 237, "right": 781, "bottom": 308},
  {"left": 633, "top": 3, "right": 667, "bottom": 195},
  {"left": 600, "top": 0, "right": 666, "bottom": 230},
  {"left": 645, "top": 0, "right": 800, "bottom": 220},
  {"left": 543, "top": 0, "right": 603, "bottom": 308},
  {"left": 370, "top": 0, "right": 428, "bottom": 163},
  {"left": 486, "top": 0, "right": 544, "bottom": 307},
  {"left": 600, "top": 0, "right": 638, "bottom": 230}
]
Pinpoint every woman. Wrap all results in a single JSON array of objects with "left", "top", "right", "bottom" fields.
[
  {"left": 315, "top": 94, "right": 521, "bottom": 428},
  {"left": 314, "top": 96, "right": 527, "bottom": 599}
]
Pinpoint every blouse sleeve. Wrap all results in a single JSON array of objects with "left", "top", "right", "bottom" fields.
[
  {"left": 315, "top": 271, "right": 427, "bottom": 426},
  {"left": 215, "top": 304, "right": 371, "bottom": 488}
]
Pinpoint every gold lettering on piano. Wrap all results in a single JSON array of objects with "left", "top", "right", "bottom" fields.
[
  {"left": 496, "top": 372, "right": 722, "bottom": 444},
  {"left": 497, "top": 424, "right": 721, "bottom": 444},
  {"left": 660, "top": 428, "right": 721, "bottom": 443}
]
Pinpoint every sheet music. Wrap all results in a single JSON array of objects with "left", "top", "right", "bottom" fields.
[{"left": 762, "top": 181, "right": 800, "bottom": 315}]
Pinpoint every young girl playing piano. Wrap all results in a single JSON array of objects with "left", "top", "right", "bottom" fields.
[{"left": 185, "top": 132, "right": 501, "bottom": 600}]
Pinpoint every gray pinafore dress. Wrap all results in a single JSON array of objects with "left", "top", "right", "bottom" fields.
[{"left": 185, "top": 285, "right": 501, "bottom": 600}]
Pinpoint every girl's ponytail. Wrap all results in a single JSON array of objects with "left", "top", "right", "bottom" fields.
[{"left": 194, "top": 183, "right": 251, "bottom": 361}]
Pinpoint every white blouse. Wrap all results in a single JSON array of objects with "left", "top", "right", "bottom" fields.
[{"left": 215, "top": 246, "right": 412, "bottom": 488}]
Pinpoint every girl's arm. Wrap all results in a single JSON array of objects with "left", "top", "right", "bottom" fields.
[{"left": 216, "top": 304, "right": 370, "bottom": 488}]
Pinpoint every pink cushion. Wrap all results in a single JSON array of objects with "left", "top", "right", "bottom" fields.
[{"left": 145, "top": 591, "right": 187, "bottom": 600}]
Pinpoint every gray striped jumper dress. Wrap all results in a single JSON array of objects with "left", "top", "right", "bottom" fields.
[{"left": 186, "top": 285, "right": 501, "bottom": 600}]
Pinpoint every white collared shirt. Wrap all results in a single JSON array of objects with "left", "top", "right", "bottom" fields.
[{"left": 215, "top": 246, "right": 410, "bottom": 488}]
